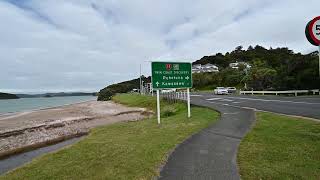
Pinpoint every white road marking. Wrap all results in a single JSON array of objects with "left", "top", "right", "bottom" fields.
[
  {"left": 191, "top": 95, "right": 203, "bottom": 97},
  {"left": 219, "top": 99, "right": 233, "bottom": 102},
  {"left": 206, "top": 98, "right": 222, "bottom": 101},
  {"left": 206, "top": 98, "right": 234, "bottom": 102},
  {"left": 206, "top": 99, "right": 320, "bottom": 122},
  {"left": 232, "top": 101, "right": 241, "bottom": 104},
  {"left": 227, "top": 97, "right": 320, "bottom": 105},
  {"left": 208, "top": 101, "right": 257, "bottom": 110}
]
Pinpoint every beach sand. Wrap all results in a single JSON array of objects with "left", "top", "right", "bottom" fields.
[{"left": 0, "top": 100, "right": 152, "bottom": 158}]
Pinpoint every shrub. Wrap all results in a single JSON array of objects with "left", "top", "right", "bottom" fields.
[
  {"left": 98, "top": 76, "right": 150, "bottom": 101},
  {"left": 161, "top": 106, "right": 177, "bottom": 117},
  {"left": 97, "top": 88, "right": 115, "bottom": 101}
]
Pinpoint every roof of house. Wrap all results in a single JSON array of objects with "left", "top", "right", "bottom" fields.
[{"left": 203, "top": 63, "right": 218, "bottom": 68}]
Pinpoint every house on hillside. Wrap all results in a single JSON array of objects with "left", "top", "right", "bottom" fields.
[
  {"left": 192, "top": 64, "right": 202, "bottom": 73},
  {"left": 202, "top": 64, "right": 219, "bottom": 72},
  {"left": 192, "top": 63, "right": 219, "bottom": 73},
  {"left": 229, "top": 61, "right": 251, "bottom": 70}
]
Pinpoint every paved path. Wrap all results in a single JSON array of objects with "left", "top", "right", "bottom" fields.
[
  {"left": 159, "top": 93, "right": 320, "bottom": 179},
  {"left": 159, "top": 95, "right": 255, "bottom": 180}
]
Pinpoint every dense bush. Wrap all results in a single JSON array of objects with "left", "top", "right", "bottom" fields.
[
  {"left": 161, "top": 106, "right": 177, "bottom": 117},
  {"left": 99, "top": 45, "right": 320, "bottom": 101},
  {"left": 97, "top": 88, "right": 115, "bottom": 101},
  {"left": 97, "top": 76, "right": 150, "bottom": 101},
  {"left": 193, "top": 67, "right": 245, "bottom": 90},
  {"left": 193, "top": 45, "right": 320, "bottom": 90}
]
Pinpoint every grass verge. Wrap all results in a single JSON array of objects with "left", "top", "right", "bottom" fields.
[
  {"left": 2, "top": 94, "right": 218, "bottom": 180},
  {"left": 238, "top": 112, "right": 320, "bottom": 179}
]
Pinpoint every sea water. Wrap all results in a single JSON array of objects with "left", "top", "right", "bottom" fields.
[{"left": 0, "top": 96, "right": 96, "bottom": 114}]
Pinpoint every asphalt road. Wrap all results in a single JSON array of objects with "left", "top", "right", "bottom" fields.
[
  {"left": 159, "top": 96, "right": 255, "bottom": 180},
  {"left": 194, "top": 93, "right": 320, "bottom": 120}
]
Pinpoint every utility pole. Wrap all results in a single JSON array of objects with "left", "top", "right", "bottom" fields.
[
  {"left": 142, "top": 80, "right": 144, "bottom": 95},
  {"left": 140, "top": 61, "right": 152, "bottom": 95},
  {"left": 139, "top": 64, "right": 142, "bottom": 95}
]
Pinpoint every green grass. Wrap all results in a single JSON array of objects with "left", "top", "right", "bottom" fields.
[
  {"left": 2, "top": 94, "right": 219, "bottom": 180},
  {"left": 238, "top": 112, "right": 320, "bottom": 180}
]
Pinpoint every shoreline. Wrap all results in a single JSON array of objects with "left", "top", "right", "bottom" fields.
[
  {"left": 0, "top": 132, "right": 87, "bottom": 160},
  {"left": 0, "top": 96, "right": 97, "bottom": 115},
  {"left": 0, "top": 137, "right": 84, "bottom": 175},
  {"left": 0, "top": 100, "right": 153, "bottom": 160}
]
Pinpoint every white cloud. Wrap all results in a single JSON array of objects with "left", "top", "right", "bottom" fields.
[{"left": 0, "top": 0, "right": 319, "bottom": 93}]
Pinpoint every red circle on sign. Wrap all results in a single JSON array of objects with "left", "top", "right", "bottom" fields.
[{"left": 308, "top": 16, "right": 320, "bottom": 45}]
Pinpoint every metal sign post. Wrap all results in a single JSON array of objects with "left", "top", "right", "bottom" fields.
[
  {"left": 187, "top": 88, "right": 191, "bottom": 118},
  {"left": 151, "top": 62, "right": 193, "bottom": 124},
  {"left": 156, "top": 90, "right": 160, "bottom": 124}
]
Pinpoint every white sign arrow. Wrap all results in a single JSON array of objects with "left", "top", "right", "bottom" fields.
[
  {"left": 185, "top": 76, "right": 190, "bottom": 80},
  {"left": 156, "top": 81, "right": 160, "bottom": 87}
]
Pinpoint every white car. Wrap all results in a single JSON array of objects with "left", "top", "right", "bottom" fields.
[
  {"left": 227, "top": 87, "right": 237, "bottom": 94},
  {"left": 214, "top": 87, "right": 228, "bottom": 95}
]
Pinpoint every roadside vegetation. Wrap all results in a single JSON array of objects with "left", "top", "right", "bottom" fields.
[
  {"left": 98, "top": 46, "right": 320, "bottom": 101},
  {"left": 2, "top": 94, "right": 219, "bottom": 180},
  {"left": 98, "top": 77, "right": 150, "bottom": 101},
  {"left": 238, "top": 112, "right": 320, "bottom": 179},
  {"left": 193, "top": 45, "right": 320, "bottom": 91}
]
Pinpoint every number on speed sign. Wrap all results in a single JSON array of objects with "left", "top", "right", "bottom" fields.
[{"left": 306, "top": 16, "right": 320, "bottom": 46}]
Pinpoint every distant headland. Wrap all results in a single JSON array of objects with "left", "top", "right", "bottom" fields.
[
  {"left": 16, "top": 92, "right": 97, "bottom": 98},
  {"left": 0, "top": 92, "right": 97, "bottom": 100},
  {"left": 0, "top": 92, "right": 19, "bottom": 100}
]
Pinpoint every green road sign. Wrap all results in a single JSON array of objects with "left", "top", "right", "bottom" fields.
[{"left": 151, "top": 62, "right": 192, "bottom": 89}]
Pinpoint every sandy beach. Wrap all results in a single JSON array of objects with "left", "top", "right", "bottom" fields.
[{"left": 0, "top": 100, "right": 152, "bottom": 158}]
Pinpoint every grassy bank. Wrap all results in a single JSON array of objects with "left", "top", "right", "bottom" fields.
[
  {"left": 2, "top": 94, "right": 219, "bottom": 180},
  {"left": 238, "top": 112, "right": 320, "bottom": 179}
]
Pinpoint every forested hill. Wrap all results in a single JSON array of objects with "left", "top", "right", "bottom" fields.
[
  {"left": 193, "top": 45, "right": 320, "bottom": 90},
  {"left": 17, "top": 92, "right": 96, "bottom": 98},
  {"left": 98, "top": 45, "right": 320, "bottom": 101},
  {"left": 98, "top": 76, "right": 151, "bottom": 101},
  {"left": 0, "top": 92, "right": 19, "bottom": 100},
  {"left": 194, "top": 45, "right": 318, "bottom": 69}
]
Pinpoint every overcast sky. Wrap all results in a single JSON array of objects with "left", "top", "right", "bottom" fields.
[{"left": 0, "top": 0, "right": 319, "bottom": 93}]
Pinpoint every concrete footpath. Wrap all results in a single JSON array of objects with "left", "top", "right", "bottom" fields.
[{"left": 159, "top": 95, "right": 255, "bottom": 180}]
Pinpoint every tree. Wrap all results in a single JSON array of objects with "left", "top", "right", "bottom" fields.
[
  {"left": 235, "top": 45, "right": 243, "bottom": 52},
  {"left": 98, "top": 45, "right": 320, "bottom": 101},
  {"left": 245, "top": 67, "right": 277, "bottom": 90},
  {"left": 97, "top": 76, "right": 150, "bottom": 101}
]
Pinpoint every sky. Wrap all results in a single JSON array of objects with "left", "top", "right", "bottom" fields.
[{"left": 0, "top": 0, "right": 319, "bottom": 93}]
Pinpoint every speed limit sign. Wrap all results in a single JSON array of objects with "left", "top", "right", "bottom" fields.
[
  {"left": 306, "top": 16, "right": 320, "bottom": 77},
  {"left": 306, "top": 16, "right": 320, "bottom": 46}
]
